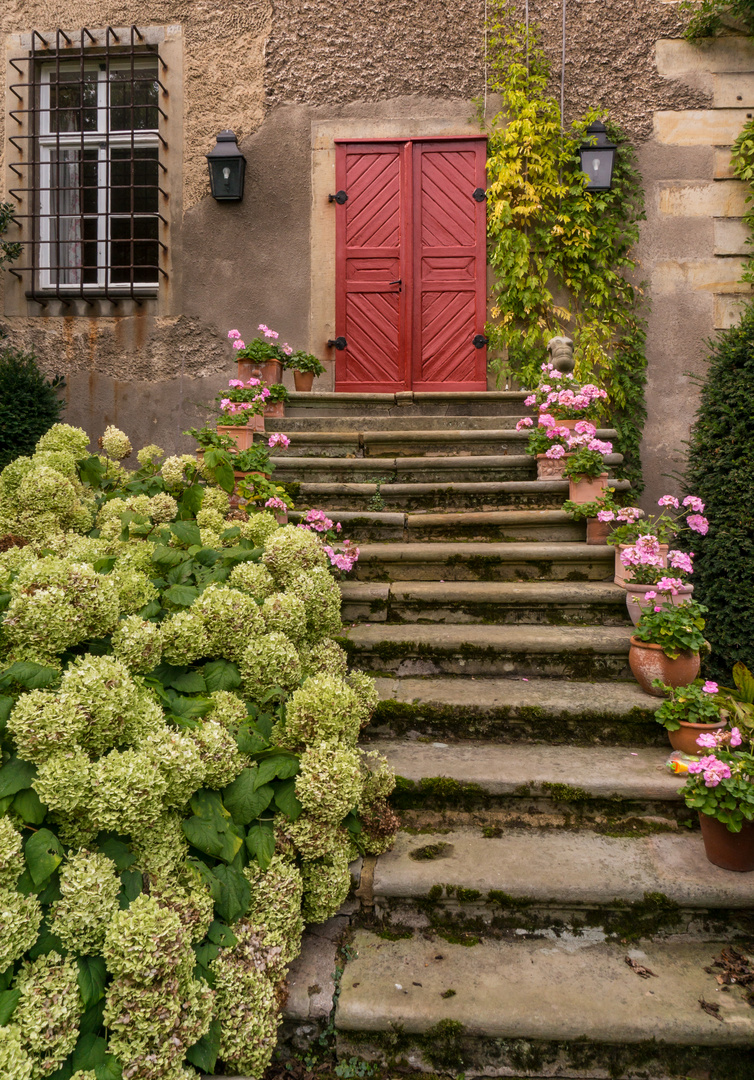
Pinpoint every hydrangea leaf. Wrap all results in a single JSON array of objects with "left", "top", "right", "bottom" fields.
[
  {"left": 0, "top": 987, "right": 21, "bottom": 1025},
  {"left": 273, "top": 778, "right": 303, "bottom": 821},
  {"left": 118, "top": 869, "right": 143, "bottom": 907},
  {"left": 95, "top": 837, "right": 137, "bottom": 872},
  {"left": 94, "top": 1057, "right": 123, "bottom": 1080},
  {"left": 170, "top": 671, "right": 207, "bottom": 694},
  {"left": 164, "top": 584, "right": 200, "bottom": 607},
  {"left": 183, "top": 793, "right": 244, "bottom": 864},
  {"left": 0, "top": 695, "right": 13, "bottom": 732},
  {"left": 12, "top": 786, "right": 46, "bottom": 825},
  {"left": 0, "top": 756, "right": 36, "bottom": 799},
  {"left": 77, "top": 956, "right": 108, "bottom": 1010},
  {"left": 0, "top": 661, "right": 59, "bottom": 690},
  {"left": 223, "top": 770, "right": 274, "bottom": 825},
  {"left": 186, "top": 1017, "right": 222, "bottom": 1072},
  {"left": 246, "top": 820, "right": 276, "bottom": 871},
  {"left": 165, "top": 559, "right": 195, "bottom": 586},
  {"left": 212, "top": 864, "right": 251, "bottom": 924},
  {"left": 0, "top": 591, "right": 11, "bottom": 613},
  {"left": 236, "top": 723, "right": 269, "bottom": 756},
  {"left": 193, "top": 942, "right": 219, "bottom": 968},
  {"left": 0, "top": 967, "right": 14, "bottom": 992},
  {"left": 71, "top": 1032, "right": 107, "bottom": 1070},
  {"left": 151, "top": 545, "right": 188, "bottom": 568},
  {"left": 77, "top": 454, "right": 107, "bottom": 487},
  {"left": 79, "top": 998, "right": 105, "bottom": 1038},
  {"left": 24, "top": 827, "right": 63, "bottom": 885},
  {"left": 194, "top": 547, "right": 220, "bottom": 567},
  {"left": 207, "top": 920, "right": 238, "bottom": 947},
  {"left": 203, "top": 659, "right": 242, "bottom": 692},
  {"left": 254, "top": 754, "right": 300, "bottom": 788},
  {"left": 178, "top": 484, "right": 204, "bottom": 518},
  {"left": 28, "top": 919, "right": 66, "bottom": 959},
  {"left": 170, "top": 521, "right": 202, "bottom": 548}
]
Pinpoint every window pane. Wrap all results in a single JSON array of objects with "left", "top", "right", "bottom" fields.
[
  {"left": 110, "top": 148, "right": 159, "bottom": 214},
  {"left": 109, "top": 66, "right": 159, "bottom": 131},
  {"left": 47, "top": 148, "right": 99, "bottom": 284},
  {"left": 48, "top": 70, "right": 98, "bottom": 133},
  {"left": 110, "top": 216, "right": 159, "bottom": 283}
]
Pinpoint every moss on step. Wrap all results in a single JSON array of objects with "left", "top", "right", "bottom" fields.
[
  {"left": 409, "top": 842, "right": 453, "bottom": 861},
  {"left": 392, "top": 775, "right": 489, "bottom": 811},
  {"left": 540, "top": 782, "right": 591, "bottom": 803}
]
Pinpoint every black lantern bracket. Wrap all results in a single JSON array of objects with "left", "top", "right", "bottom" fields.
[{"left": 206, "top": 130, "right": 246, "bottom": 202}]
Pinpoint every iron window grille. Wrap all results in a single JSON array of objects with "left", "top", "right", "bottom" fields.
[{"left": 8, "top": 27, "right": 168, "bottom": 305}]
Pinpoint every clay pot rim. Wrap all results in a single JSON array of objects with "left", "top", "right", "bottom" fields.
[
  {"left": 570, "top": 471, "right": 609, "bottom": 481},
  {"left": 676, "top": 718, "right": 726, "bottom": 730},
  {"left": 624, "top": 582, "right": 694, "bottom": 593},
  {"left": 629, "top": 636, "right": 698, "bottom": 656}
]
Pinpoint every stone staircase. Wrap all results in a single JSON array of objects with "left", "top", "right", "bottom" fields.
[{"left": 268, "top": 392, "right": 754, "bottom": 1079}]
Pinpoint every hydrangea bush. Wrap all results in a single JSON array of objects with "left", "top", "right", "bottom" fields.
[{"left": 0, "top": 425, "right": 396, "bottom": 1080}]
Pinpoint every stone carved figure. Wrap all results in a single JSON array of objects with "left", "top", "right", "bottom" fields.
[{"left": 546, "top": 336, "right": 574, "bottom": 374}]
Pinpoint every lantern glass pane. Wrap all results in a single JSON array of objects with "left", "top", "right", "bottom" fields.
[{"left": 580, "top": 147, "right": 615, "bottom": 191}]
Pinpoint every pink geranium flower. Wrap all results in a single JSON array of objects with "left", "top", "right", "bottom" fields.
[
  {"left": 232, "top": 340, "right": 245, "bottom": 350},
  {"left": 228, "top": 379, "right": 244, "bottom": 388},
  {"left": 516, "top": 417, "right": 534, "bottom": 430},
  {"left": 268, "top": 433, "right": 291, "bottom": 449},
  {"left": 682, "top": 495, "right": 705, "bottom": 513},
  {"left": 227, "top": 329, "right": 241, "bottom": 339},
  {"left": 545, "top": 444, "right": 566, "bottom": 459},
  {"left": 597, "top": 510, "right": 615, "bottom": 522},
  {"left": 686, "top": 514, "right": 709, "bottom": 535},
  {"left": 702, "top": 681, "right": 719, "bottom": 694},
  {"left": 658, "top": 495, "right": 679, "bottom": 509}
]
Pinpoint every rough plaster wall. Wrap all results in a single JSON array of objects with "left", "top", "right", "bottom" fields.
[
  {"left": 510, "top": 0, "right": 708, "bottom": 141},
  {"left": 0, "top": 0, "right": 272, "bottom": 210},
  {"left": 265, "top": 0, "right": 488, "bottom": 105}
]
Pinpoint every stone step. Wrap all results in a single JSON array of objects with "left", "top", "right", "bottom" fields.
[
  {"left": 349, "top": 542, "right": 614, "bottom": 582},
  {"left": 340, "top": 580, "right": 629, "bottom": 626},
  {"left": 284, "top": 390, "right": 529, "bottom": 417},
  {"left": 380, "top": 739, "right": 686, "bottom": 828},
  {"left": 339, "top": 623, "right": 634, "bottom": 679},
  {"left": 274, "top": 453, "right": 623, "bottom": 484},
  {"left": 365, "top": 826, "right": 753, "bottom": 937},
  {"left": 367, "top": 676, "right": 662, "bottom": 746},
  {"left": 268, "top": 427, "right": 618, "bottom": 458},
  {"left": 272, "top": 414, "right": 525, "bottom": 432},
  {"left": 335, "top": 932, "right": 754, "bottom": 1078},
  {"left": 295, "top": 478, "right": 631, "bottom": 512},
  {"left": 292, "top": 508, "right": 586, "bottom": 543}
]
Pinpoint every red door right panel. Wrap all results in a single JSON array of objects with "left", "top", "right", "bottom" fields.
[{"left": 412, "top": 140, "right": 487, "bottom": 392}]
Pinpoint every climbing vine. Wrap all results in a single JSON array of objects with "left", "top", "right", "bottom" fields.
[
  {"left": 680, "top": 0, "right": 754, "bottom": 40},
  {"left": 482, "top": 0, "right": 648, "bottom": 491},
  {"left": 731, "top": 119, "right": 754, "bottom": 282}
]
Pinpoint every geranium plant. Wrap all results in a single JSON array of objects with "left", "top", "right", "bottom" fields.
[
  {"left": 562, "top": 486, "right": 622, "bottom": 522},
  {"left": 216, "top": 377, "right": 270, "bottom": 427},
  {"left": 620, "top": 537, "right": 694, "bottom": 588},
  {"left": 679, "top": 726, "right": 754, "bottom": 833},
  {"left": 561, "top": 434, "right": 612, "bottom": 481},
  {"left": 523, "top": 362, "right": 609, "bottom": 421},
  {"left": 632, "top": 597, "right": 708, "bottom": 660},
  {"left": 652, "top": 679, "right": 723, "bottom": 732},
  {"left": 287, "top": 350, "right": 325, "bottom": 377},
  {"left": 517, "top": 415, "right": 569, "bottom": 458},
  {"left": 228, "top": 324, "right": 289, "bottom": 366},
  {"left": 602, "top": 494, "right": 708, "bottom": 547},
  {"left": 296, "top": 508, "right": 360, "bottom": 574}
]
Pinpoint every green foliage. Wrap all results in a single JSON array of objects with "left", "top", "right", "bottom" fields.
[
  {"left": 0, "top": 202, "right": 22, "bottom": 269},
  {"left": 483, "top": 1, "right": 647, "bottom": 490},
  {"left": 0, "top": 348, "right": 66, "bottom": 471},
  {"left": 680, "top": 732, "right": 754, "bottom": 832},
  {"left": 731, "top": 118, "right": 754, "bottom": 283},
  {"left": 653, "top": 680, "right": 723, "bottom": 732},
  {"left": 680, "top": 0, "right": 754, "bottom": 39},
  {"left": 632, "top": 599, "right": 708, "bottom": 660},
  {"left": 683, "top": 304, "right": 754, "bottom": 678},
  {"left": 287, "top": 351, "right": 326, "bottom": 377}
]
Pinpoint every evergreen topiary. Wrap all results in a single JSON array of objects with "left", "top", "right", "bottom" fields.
[
  {"left": 0, "top": 347, "right": 65, "bottom": 470},
  {"left": 683, "top": 302, "right": 754, "bottom": 679}
]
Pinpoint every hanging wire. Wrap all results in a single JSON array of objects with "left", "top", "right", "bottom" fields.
[
  {"left": 525, "top": 0, "right": 529, "bottom": 72},
  {"left": 484, "top": 0, "right": 488, "bottom": 119},
  {"left": 560, "top": 0, "right": 566, "bottom": 132}
]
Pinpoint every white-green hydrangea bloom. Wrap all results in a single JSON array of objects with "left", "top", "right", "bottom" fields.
[
  {"left": 143, "top": 727, "right": 206, "bottom": 808},
  {"left": 7, "top": 691, "right": 86, "bottom": 764},
  {"left": 35, "top": 423, "right": 90, "bottom": 458},
  {"left": 32, "top": 748, "right": 93, "bottom": 818},
  {"left": 207, "top": 690, "right": 248, "bottom": 732},
  {"left": 286, "top": 567, "right": 343, "bottom": 641},
  {"left": 50, "top": 850, "right": 120, "bottom": 955},
  {"left": 227, "top": 560, "right": 276, "bottom": 601},
  {"left": 161, "top": 610, "right": 210, "bottom": 664},
  {"left": 260, "top": 591, "right": 307, "bottom": 645},
  {"left": 0, "top": 818, "right": 25, "bottom": 888},
  {"left": 111, "top": 615, "right": 164, "bottom": 673},
  {"left": 194, "top": 585, "right": 264, "bottom": 660},
  {"left": 279, "top": 675, "right": 361, "bottom": 748},
  {"left": 95, "top": 497, "right": 129, "bottom": 540},
  {"left": 346, "top": 670, "right": 380, "bottom": 728},
  {"left": 0, "top": 889, "right": 43, "bottom": 972},
  {"left": 32, "top": 449, "right": 80, "bottom": 483},
  {"left": 17, "top": 466, "right": 76, "bottom": 518},
  {"left": 278, "top": 814, "right": 351, "bottom": 861},
  {"left": 59, "top": 654, "right": 143, "bottom": 755},
  {"left": 201, "top": 487, "right": 230, "bottom": 516},
  {"left": 130, "top": 812, "right": 189, "bottom": 876},
  {"left": 195, "top": 507, "right": 226, "bottom": 533},
  {"left": 300, "top": 851, "right": 352, "bottom": 924},
  {"left": 0, "top": 1024, "right": 33, "bottom": 1080},
  {"left": 99, "top": 425, "right": 132, "bottom": 460},
  {"left": 122, "top": 686, "right": 166, "bottom": 745},
  {"left": 161, "top": 455, "right": 197, "bottom": 487},
  {"left": 189, "top": 719, "right": 246, "bottom": 789},
  {"left": 90, "top": 749, "right": 168, "bottom": 835},
  {"left": 109, "top": 564, "right": 159, "bottom": 615},
  {"left": 301, "top": 638, "right": 348, "bottom": 679},
  {"left": 244, "top": 855, "right": 304, "bottom": 952},
  {"left": 103, "top": 893, "right": 189, "bottom": 982},
  {"left": 13, "top": 951, "right": 82, "bottom": 1078},
  {"left": 239, "top": 631, "right": 301, "bottom": 700},
  {"left": 237, "top": 511, "right": 280, "bottom": 548},
  {"left": 295, "top": 741, "right": 361, "bottom": 823},
  {"left": 262, "top": 525, "right": 328, "bottom": 584},
  {"left": 137, "top": 443, "right": 164, "bottom": 468},
  {"left": 149, "top": 866, "right": 214, "bottom": 944}
]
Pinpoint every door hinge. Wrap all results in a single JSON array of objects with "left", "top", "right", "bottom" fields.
[
  {"left": 328, "top": 190, "right": 348, "bottom": 204},
  {"left": 472, "top": 334, "right": 489, "bottom": 349},
  {"left": 327, "top": 336, "right": 348, "bottom": 350},
  {"left": 472, "top": 188, "right": 487, "bottom": 202}
]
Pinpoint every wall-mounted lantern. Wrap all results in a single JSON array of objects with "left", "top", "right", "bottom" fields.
[
  {"left": 578, "top": 121, "right": 617, "bottom": 191},
  {"left": 206, "top": 130, "right": 246, "bottom": 201}
]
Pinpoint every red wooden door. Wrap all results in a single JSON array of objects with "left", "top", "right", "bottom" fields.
[{"left": 334, "top": 138, "right": 486, "bottom": 392}]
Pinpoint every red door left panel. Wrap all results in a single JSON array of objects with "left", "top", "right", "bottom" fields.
[{"left": 335, "top": 143, "right": 408, "bottom": 392}]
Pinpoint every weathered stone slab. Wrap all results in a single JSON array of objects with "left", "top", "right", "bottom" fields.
[
  {"left": 654, "top": 108, "right": 750, "bottom": 146},
  {"left": 651, "top": 257, "right": 751, "bottom": 294},
  {"left": 714, "top": 292, "right": 750, "bottom": 328},
  {"left": 656, "top": 36, "right": 754, "bottom": 76},
  {"left": 713, "top": 217, "right": 750, "bottom": 255},
  {"left": 712, "top": 71, "right": 754, "bottom": 107},
  {"left": 658, "top": 180, "right": 748, "bottom": 217}
]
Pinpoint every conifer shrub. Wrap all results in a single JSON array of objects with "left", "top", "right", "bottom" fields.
[
  {"left": 683, "top": 302, "right": 754, "bottom": 679},
  {"left": 0, "top": 347, "right": 65, "bottom": 470},
  {"left": 0, "top": 423, "right": 396, "bottom": 1079}
]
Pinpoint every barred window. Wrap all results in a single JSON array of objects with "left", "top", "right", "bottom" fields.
[{"left": 8, "top": 28, "right": 168, "bottom": 303}]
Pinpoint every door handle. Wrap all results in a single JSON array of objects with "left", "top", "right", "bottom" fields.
[{"left": 389, "top": 279, "right": 402, "bottom": 292}]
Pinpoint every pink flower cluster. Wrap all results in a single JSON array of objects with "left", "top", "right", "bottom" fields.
[
  {"left": 695, "top": 727, "right": 742, "bottom": 750},
  {"left": 325, "top": 538, "right": 359, "bottom": 572},
  {"left": 597, "top": 506, "right": 643, "bottom": 524},
  {"left": 258, "top": 323, "right": 279, "bottom": 339},
  {"left": 299, "top": 508, "right": 336, "bottom": 534},
  {"left": 516, "top": 416, "right": 534, "bottom": 430},
  {"left": 655, "top": 576, "right": 685, "bottom": 594},
  {"left": 267, "top": 433, "right": 291, "bottom": 449},
  {"left": 687, "top": 754, "right": 733, "bottom": 787},
  {"left": 537, "top": 384, "right": 608, "bottom": 416},
  {"left": 264, "top": 496, "right": 288, "bottom": 512},
  {"left": 667, "top": 550, "right": 694, "bottom": 574},
  {"left": 658, "top": 496, "right": 708, "bottom": 535}
]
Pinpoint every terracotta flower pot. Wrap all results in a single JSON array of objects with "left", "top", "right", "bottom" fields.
[
  {"left": 554, "top": 418, "right": 581, "bottom": 430},
  {"left": 294, "top": 370, "right": 315, "bottom": 392},
  {"left": 699, "top": 814, "right": 754, "bottom": 872},
  {"left": 624, "top": 583, "right": 694, "bottom": 627},
  {"left": 668, "top": 719, "right": 726, "bottom": 756},
  {"left": 568, "top": 473, "right": 608, "bottom": 504},
  {"left": 586, "top": 518, "right": 611, "bottom": 545},
  {"left": 628, "top": 637, "right": 700, "bottom": 696},
  {"left": 614, "top": 542, "right": 668, "bottom": 588},
  {"left": 536, "top": 453, "right": 568, "bottom": 480},
  {"left": 264, "top": 401, "right": 285, "bottom": 418},
  {"left": 217, "top": 421, "right": 263, "bottom": 450},
  {"left": 237, "top": 359, "right": 283, "bottom": 385}
]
